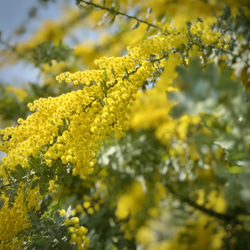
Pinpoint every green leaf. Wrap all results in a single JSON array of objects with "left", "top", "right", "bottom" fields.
[
  {"left": 186, "top": 21, "right": 192, "bottom": 30},
  {"left": 131, "top": 20, "right": 140, "bottom": 30},
  {"left": 109, "top": 15, "right": 116, "bottom": 25},
  {"left": 224, "top": 182, "right": 242, "bottom": 209},
  {"left": 197, "top": 17, "right": 203, "bottom": 23},
  {"left": 166, "top": 90, "right": 180, "bottom": 103},
  {"left": 30, "top": 41, "right": 72, "bottom": 67},
  {"left": 63, "top": 173, "right": 72, "bottom": 186},
  {"left": 168, "top": 56, "right": 246, "bottom": 118},
  {"left": 168, "top": 103, "right": 186, "bottom": 119},
  {"left": 227, "top": 166, "right": 245, "bottom": 174},
  {"left": 146, "top": 7, "right": 152, "bottom": 20},
  {"left": 98, "top": 11, "right": 109, "bottom": 25},
  {"left": 221, "top": 5, "right": 231, "bottom": 20},
  {"left": 0, "top": 199, "right": 5, "bottom": 209}
]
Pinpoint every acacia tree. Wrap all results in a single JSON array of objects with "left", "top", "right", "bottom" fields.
[{"left": 0, "top": 0, "right": 250, "bottom": 249}]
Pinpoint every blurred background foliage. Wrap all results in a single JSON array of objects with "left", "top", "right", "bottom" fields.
[{"left": 0, "top": 0, "right": 250, "bottom": 249}]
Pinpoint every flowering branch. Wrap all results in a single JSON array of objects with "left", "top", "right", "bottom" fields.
[
  {"left": 79, "top": 0, "right": 161, "bottom": 30},
  {"left": 164, "top": 183, "right": 237, "bottom": 223}
]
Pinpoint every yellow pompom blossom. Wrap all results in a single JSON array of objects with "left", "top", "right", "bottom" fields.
[
  {"left": 59, "top": 209, "right": 66, "bottom": 216},
  {"left": 139, "top": 0, "right": 245, "bottom": 27},
  {"left": 5, "top": 86, "right": 27, "bottom": 100},
  {"left": 61, "top": 213, "right": 89, "bottom": 250},
  {"left": 0, "top": 1, "right": 249, "bottom": 248},
  {"left": 115, "top": 182, "right": 145, "bottom": 221},
  {"left": 128, "top": 30, "right": 188, "bottom": 60},
  {"left": 0, "top": 39, "right": 157, "bottom": 245},
  {"left": 15, "top": 7, "right": 80, "bottom": 55},
  {"left": 0, "top": 182, "right": 42, "bottom": 249},
  {"left": 115, "top": 181, "right": 145, "bottom": 239},
  {"left": 0, "top": 40, "right": 158, "bottom": 181},
  {"left": 190, "top": 17, "right": 222, "bottom": 45},
  {"left": 196, "top": 189, "right": 227, "bottom": 214},
  {"left": 69, "top": 196, "right": 101, "bottom": 218},
  {"left": 40, "top": 60, "right": 69, "bottom": 86},
  {"left": 48, "top": 179, "right": 60, "bottom": 193},
  {"left": 126, "top": 11, "right": 244, "bottom": 163},
  {"left": 74, "top": 43, "right": 104, "bottom": 69},
  {"left": 1, "top": 0, "right": 246, "bottom": 71},
  {"left": 115, "top": 181, "right": 166, "bottom": 240},
  {"left": 128, "top": 53, "right": 200, "bottom": 162},
  {"left": 83, "top": 201, "right": 91, "bottom": 209},
  {"left": 135, "top": 189, "right": 227, "bottom": 250}
]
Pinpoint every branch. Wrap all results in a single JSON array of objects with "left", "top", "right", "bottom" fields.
[
  {"left": 80, "top": 0, "right": 160, "bottom": 30},
  {"left": 164, "top": 182, "right": 235, "bottom": 222}
]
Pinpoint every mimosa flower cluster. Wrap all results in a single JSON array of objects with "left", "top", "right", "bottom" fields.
[
  {"left": 60, "top": 211, "right": 89, "bottom": 250},
  {"left": 0, "top": 43, "right": 156, "bottom": 246},
  {"left": 0, "top": 2, "right": 248, "bottom": 248},
  {"left": 0, "top": 52, "right": 155, "bottom": 178},
  {"left": 0, "top": 183, "right": 42, "bottom": 249}
]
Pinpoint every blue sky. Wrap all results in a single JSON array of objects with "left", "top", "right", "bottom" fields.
[
  {"left": 0, "top": 0, "right": 73, "bottom": 86},
  {"left": 0, "top": 0, "right": 73, "bottom": 157}
]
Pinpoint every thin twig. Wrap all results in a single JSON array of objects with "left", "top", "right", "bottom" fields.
[
  {"left": 80, "top": 0, "right": 160, "bottom": 30},
  {"left": 164, "top": 182, "right": 236, "bottom": 222}
]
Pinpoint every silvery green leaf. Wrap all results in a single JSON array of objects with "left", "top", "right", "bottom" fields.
[
  {"left": 146, "top": 7, "right": 152, "bottom": 20},
  {"left": 98, "top": 11, "right": 109, "bottom": 25},
  {"left": 131, "top": 20, "right": 140, "bottom": 30}
]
